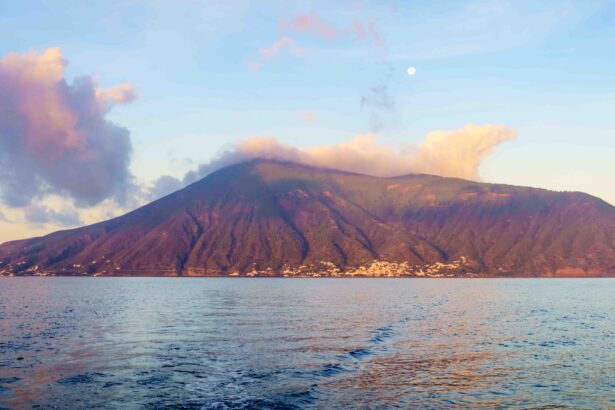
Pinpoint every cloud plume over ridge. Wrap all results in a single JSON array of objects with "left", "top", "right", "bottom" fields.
[{"left": 149, "top": 124, "right": 517, "bottom": 200}]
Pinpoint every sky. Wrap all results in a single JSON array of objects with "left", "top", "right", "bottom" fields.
[{"left": 1, "top": 0, "right": 615, "bottom": 243}]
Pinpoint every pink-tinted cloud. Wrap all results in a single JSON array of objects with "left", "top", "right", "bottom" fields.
[
  {"left": 280, "top": 13, "right": 339, "bottom": 39},
  {"left": 298, "top": 111, "right": 318, "bottom": 124},
  {"left": 0, "top": 48, "right": 136, "bottom": 207},
  {"left": 259, "top": 37, "right": 302, "bottom": 59},
  {"left": 351, "top": 20, "right": 384, "bottom": 48},
  {"left": 96, "top": 83, "right": 138, "bottom": 106},
  {"left": 247, "top": 36, "right": 303, "bottom": 70},
  {"left": 0, "top": 48, "right": 83, "bottom": 160},
  {"left": 280, "top": 12, "right": 384, "bottom": 48},
  {"left": 250, "top": 13, "right": 384, "bottom": 70}
]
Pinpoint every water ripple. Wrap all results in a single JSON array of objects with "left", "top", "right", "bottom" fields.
[{"left": 1, "top": 278, "right": 614, "bottom": 409}]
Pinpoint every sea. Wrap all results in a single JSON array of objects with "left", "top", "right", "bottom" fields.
[{"left": 0, "top": 278, "right": 614, "bottom": 409}]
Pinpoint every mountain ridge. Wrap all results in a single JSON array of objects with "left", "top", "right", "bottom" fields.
[{"left": 1, "top": 159, "right": 614, "bottom": 277}]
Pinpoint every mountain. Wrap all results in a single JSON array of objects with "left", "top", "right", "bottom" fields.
[{"left": 1, "top": 160, "right": 614, "bottom": 277}]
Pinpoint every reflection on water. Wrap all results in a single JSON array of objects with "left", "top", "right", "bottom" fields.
[{"left": 1, "top": 278, "right": 614, "bottom": 409}]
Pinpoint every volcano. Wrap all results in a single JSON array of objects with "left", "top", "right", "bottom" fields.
[{"left": 1, "top": 160, "right": 614, "bottom": 277}]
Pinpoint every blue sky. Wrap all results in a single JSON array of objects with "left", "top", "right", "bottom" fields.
[{"left": 1, "top": 0, "right": 614, "bottom": 241}]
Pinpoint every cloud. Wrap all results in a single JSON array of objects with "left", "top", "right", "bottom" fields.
[
  {"left": 250, "top": 13, "right": 385, "bottom": 70},
  {"left": 411, "top": 124, "right": 518, "bottom": 180},
  {"left": 280, "top": 12, "right": 384, "bottom": 48},
  {"left": 298, "top": 111, "right": 318, "bottom": 124},
  {"left": 280, "top": 13, "right": 338, "bottom": 40},
  {"left": 0, "top": 48, "right": 135, "bottom": 207},
  {"left": 24, "top": 204, "right": 82, "bottom": 227},
  {"left": 183, "top": 124, "right": 517, "bottom": 182},
  {"left": 147, "top": 175, "right": 183, "bottom": 201},
  {"left": 96, "top": 83, "right": 138, "bottom": 106},
  {"left": 351, "top": 20, "right": 384, "bottom": 48},
  {"left": 360, "top": 84, "right": 394, "bottom": 133},
  {"left": 247, "top": 37, "right": 303, "bottom": 70}
]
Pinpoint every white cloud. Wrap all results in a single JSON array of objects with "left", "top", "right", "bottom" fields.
[{"left": 189, "top": 123, "right": 518, "bottom": 180}]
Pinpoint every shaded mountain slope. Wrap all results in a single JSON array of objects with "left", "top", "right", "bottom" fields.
[{"left": 1, "top": 160, "right": 614, "bottom": 276}]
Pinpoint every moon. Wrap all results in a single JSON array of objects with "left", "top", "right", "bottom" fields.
[{"left": 407, "top": 66, "right": 417, "bottom": 76}]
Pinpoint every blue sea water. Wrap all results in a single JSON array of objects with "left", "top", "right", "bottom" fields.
[{"left": 0, "top": 278, "right": 614, "bottom": 409}]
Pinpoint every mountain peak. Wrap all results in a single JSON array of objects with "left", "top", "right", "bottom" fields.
[{"left": 1, "top": 161, "right": 614, "bottom": 277}]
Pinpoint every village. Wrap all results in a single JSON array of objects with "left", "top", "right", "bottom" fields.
[
  {"left": 245, "top": 256, "right": 477, "bottom": 278},
  {"left": 1, "top": 256, "right": 478, "bottom": 277}
]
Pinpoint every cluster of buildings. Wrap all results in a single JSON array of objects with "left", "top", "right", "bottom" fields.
[
  {"left": 243, "top": 256, "right": 475, "bottom": 278},
  {"left": 1, "top": 256, "right": 477, "bottom": 277},
  {"left": 0, "top": 258, "right": 123, "bottom": 277}
]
